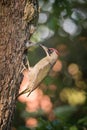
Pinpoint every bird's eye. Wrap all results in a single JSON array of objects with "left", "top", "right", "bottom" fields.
[
  {"left": 48, "top": 48, "right": 59, "bottom": 55},
  {"left": 48, "top": 48, "right": 54, "bottom": 55}
]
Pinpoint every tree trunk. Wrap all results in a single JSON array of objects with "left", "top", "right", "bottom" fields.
[{"left": 0, "top": 0, "right": 39, "bottom": 130}]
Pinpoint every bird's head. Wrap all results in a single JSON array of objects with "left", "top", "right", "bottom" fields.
[{"left": 40, "top": 44, "right": 59, "bottom": 64}]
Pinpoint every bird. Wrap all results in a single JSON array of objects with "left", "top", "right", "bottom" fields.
[{"left": 18, "top": 44, "right": 59, "bottom": 97}]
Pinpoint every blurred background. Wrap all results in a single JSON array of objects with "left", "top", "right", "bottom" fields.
[{"left": 13, "top": 0, "right": 87, "bottom": 130}]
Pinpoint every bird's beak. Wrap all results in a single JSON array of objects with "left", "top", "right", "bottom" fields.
[
  {"left": 40, "top": 44, "right": 48, "bottom": 51},
  {"left": 39, "top": 44, "right": 49, "bottom": 56}
]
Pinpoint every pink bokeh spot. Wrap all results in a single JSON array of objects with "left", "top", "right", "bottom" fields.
[
  {"left": 40, "top": 95, "right": 53, "bottom": 113},
  {"left": 26, "top": 118, "right": 38, "bottom": 128}
]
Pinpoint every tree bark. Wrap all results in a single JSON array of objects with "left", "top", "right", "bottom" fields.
[{"left": 0, "top": 0, "right": 39, "bottom": 130}]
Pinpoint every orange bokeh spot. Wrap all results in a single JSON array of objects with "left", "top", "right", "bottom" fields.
[
  {"left": 26, "top": 118, "right": 38, "bottom": 128},
  {"left": 26, "top": 92, "right": 40, "bottom": 112},
  {"left": 53, "top": 60, "right": 62, "bottom": 72},
  {"left": 68, "top": 63, "right": 79, "bottom": 75},
  {"left": 40, "top": 95, "right": 53, "bottom": 113},
  {"left": 25, "top": 89, "right": 43, "bottom": 112},
  {"left": 26, "top": 101, "right": 39, "bottom": 112}
]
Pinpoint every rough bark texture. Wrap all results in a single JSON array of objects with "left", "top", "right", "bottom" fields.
[{"left": 0, "top": 0, "right": 39, "bottom": 130}]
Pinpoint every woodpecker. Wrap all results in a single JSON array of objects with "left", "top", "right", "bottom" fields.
[{"left": 18, "top": 45, "right": 59, "bottom": 97}]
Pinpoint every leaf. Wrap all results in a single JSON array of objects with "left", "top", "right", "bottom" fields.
[
  {"left": 54, "top": 105, "right": 77, "bottom": 121},
  {"left": 78, "top": 117, "right": 87, "bottom": 125},
  {"left": 69, "top": 126, "right": 78, "bottom": 130}
]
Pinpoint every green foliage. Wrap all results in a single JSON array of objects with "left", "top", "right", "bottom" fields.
[
  {"left": 16, "top": 126, "right": 30, "bottom": 130},
  {"left": 54, "top": 105, "right": 77, "bottom": 121},
  {"left": 69, "top": 126, "right": 78, "bottom": 130},
  {"left": 35, "top": 117, "right": 87, "bottom": 130},
  {"left": 36, "top": 119, "right": 67, "bottom": 130}
]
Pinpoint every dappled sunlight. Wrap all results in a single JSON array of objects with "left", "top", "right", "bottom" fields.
[
  {"left": 27, "top": 89, "right": 44, "bottom": 102},
  {"left": 40, "top": 95, "right": 53, "bottom": 113},
  {"left": 68, "top": 63, "right": 87, "bottom": 89},
  {"left": 31, "top": 25, "right": 54, "bottom": 43},
  {"left": 25, "top": 118, "right": 38, "bottom": 128},
  {"left": 26, "top": 89, "right": 43, "bottom": 112},
  {"left": 25, "top": 90, "right": 53, "bottom": 114},
  {"left": 38, "top": 13, "right": 48, "bottom": 24},
  {"left": 68, "top": 63, "right": 82, "bottom": 81},
  {"left": 62, "top": 18, "right": 81, "bottom": 36},
  {"left": 68, "top": 63, "right": 79, "bottom": 76},
  {"left": 53, "top": 60, "right": 62, "bottom": 72},
  {"left": 60, "top": 88, "right": 86, "bottom": 106},
  {"left": 26, "top": 101, "right": 39, "bottom": 112}
]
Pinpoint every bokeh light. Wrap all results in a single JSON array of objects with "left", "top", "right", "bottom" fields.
[
  {"left": 60, "top": 88, "right": 86, "bottom": 106},
  {"left": 40, "top": 95, "right": 53, "bottom": 113},
  {"left": 62, "top": 18, "right": 81, "bottom": 36},
  {"left": 53, "top": 60, "right": 62, "bottom": 72},
  {"left": 25, "top": 118, "right": 38, "bottom": 128},
  {"left": 68, "top": 63, "right": 79, "bottom": 76}
]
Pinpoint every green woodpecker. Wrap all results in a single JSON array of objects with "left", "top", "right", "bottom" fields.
[{"left": 18, "top": 45, "right": 59, "bottom": 97}]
